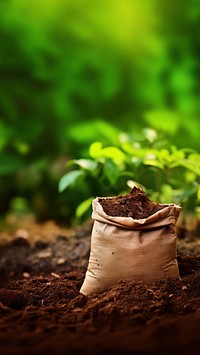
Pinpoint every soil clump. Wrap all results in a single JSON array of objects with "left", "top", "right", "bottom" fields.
[{"left": 99, "top": 187, "right": 168, "bottom": 219}]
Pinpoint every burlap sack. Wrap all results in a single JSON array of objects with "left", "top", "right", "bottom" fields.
[{"left": 80, "top": 198, "right": 182, "bottom": 296}]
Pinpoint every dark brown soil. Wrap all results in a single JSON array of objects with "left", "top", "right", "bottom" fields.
[
  {"left": 99, "top": 187, "right": 168, "bottom": 219},
  {"left": 0, "top": 218, "right": 200, "bottom": 355}
]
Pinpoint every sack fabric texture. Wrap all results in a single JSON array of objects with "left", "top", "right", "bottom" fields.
[{"left": 80, "top": 198, "right": 182, "bottom": 295}]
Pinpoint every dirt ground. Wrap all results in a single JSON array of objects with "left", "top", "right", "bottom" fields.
[{"left": 0, "top": 216, "right": 200, "bottom": 355}]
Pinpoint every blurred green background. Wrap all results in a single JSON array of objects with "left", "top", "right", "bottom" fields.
[{"left": 0, "top": 0, "right": 200, "bottom": 225}]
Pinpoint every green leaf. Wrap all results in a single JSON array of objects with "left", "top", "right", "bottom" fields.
[
  {"left": 120, "top": 171, "right": 136, "bottom": 178},
  {"left": 76, "top": 197, "right": 93, "bottom": 218},
  {"left": 89, "top": 142, "right": 126, "bottom": 164},
  {"left": 169, "top": 147, "right": 185, "bottom": 161},
  {"left": 101, "top": 147, "right": 126, "bottom": 163},
  {"left": 158, "top": 149, "right": 171, "bottom": 163},
  {"left": 175, "top": 187, "right": 197, "bottom": 203},
  {"left": 89, "top": 142, "right": 103, "bottom": 159},
  {"left": 179, "top": 160, "right": 200, "bottom": 175},
  {"left": 74, "top": 159, "right": 97, "bottom": 171},
  {"left": 58, "top": 170, "right": 84, "bottom": 192},
  {"left": 143, "top": 159, "right": 164, "bottom": 170},
  {"left": 103, "top": 159, "right": 120, "bottom": 185}
]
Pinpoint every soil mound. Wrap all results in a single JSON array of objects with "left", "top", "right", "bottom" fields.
[{"left": 99, "top": 187, "right": 168, "bottom": 219}]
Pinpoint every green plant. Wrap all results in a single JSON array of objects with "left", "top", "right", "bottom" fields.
[
  {"left": 1, "top": 1, "right": 200, "bottom": 223},
  {"left": 59, "top": 128, "right": 200, "bottom": 222}
]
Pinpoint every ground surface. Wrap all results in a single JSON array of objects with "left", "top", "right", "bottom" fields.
[{"left": 0, "top": 216, "right": 200, "bottom": 355}]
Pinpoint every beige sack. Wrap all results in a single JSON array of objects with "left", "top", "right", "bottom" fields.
[{"left": 80, "top": 198, "right": 182, "bottom": 296}]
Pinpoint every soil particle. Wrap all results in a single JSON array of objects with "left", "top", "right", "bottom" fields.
[{"left": 99, "top": 187, "right": 168, "bottom": 219}]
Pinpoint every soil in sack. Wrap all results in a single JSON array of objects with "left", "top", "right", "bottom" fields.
[
  {"left": 98, "top": 186, "right": 168, "bottom": 219},
  {"left": 80, "top": 187, "right": 181, "bottom": 295}
]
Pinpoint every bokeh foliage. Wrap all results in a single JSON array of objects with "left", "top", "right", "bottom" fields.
[{"left": 0, "top": 0, "right": 200, "bottom": 224}]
